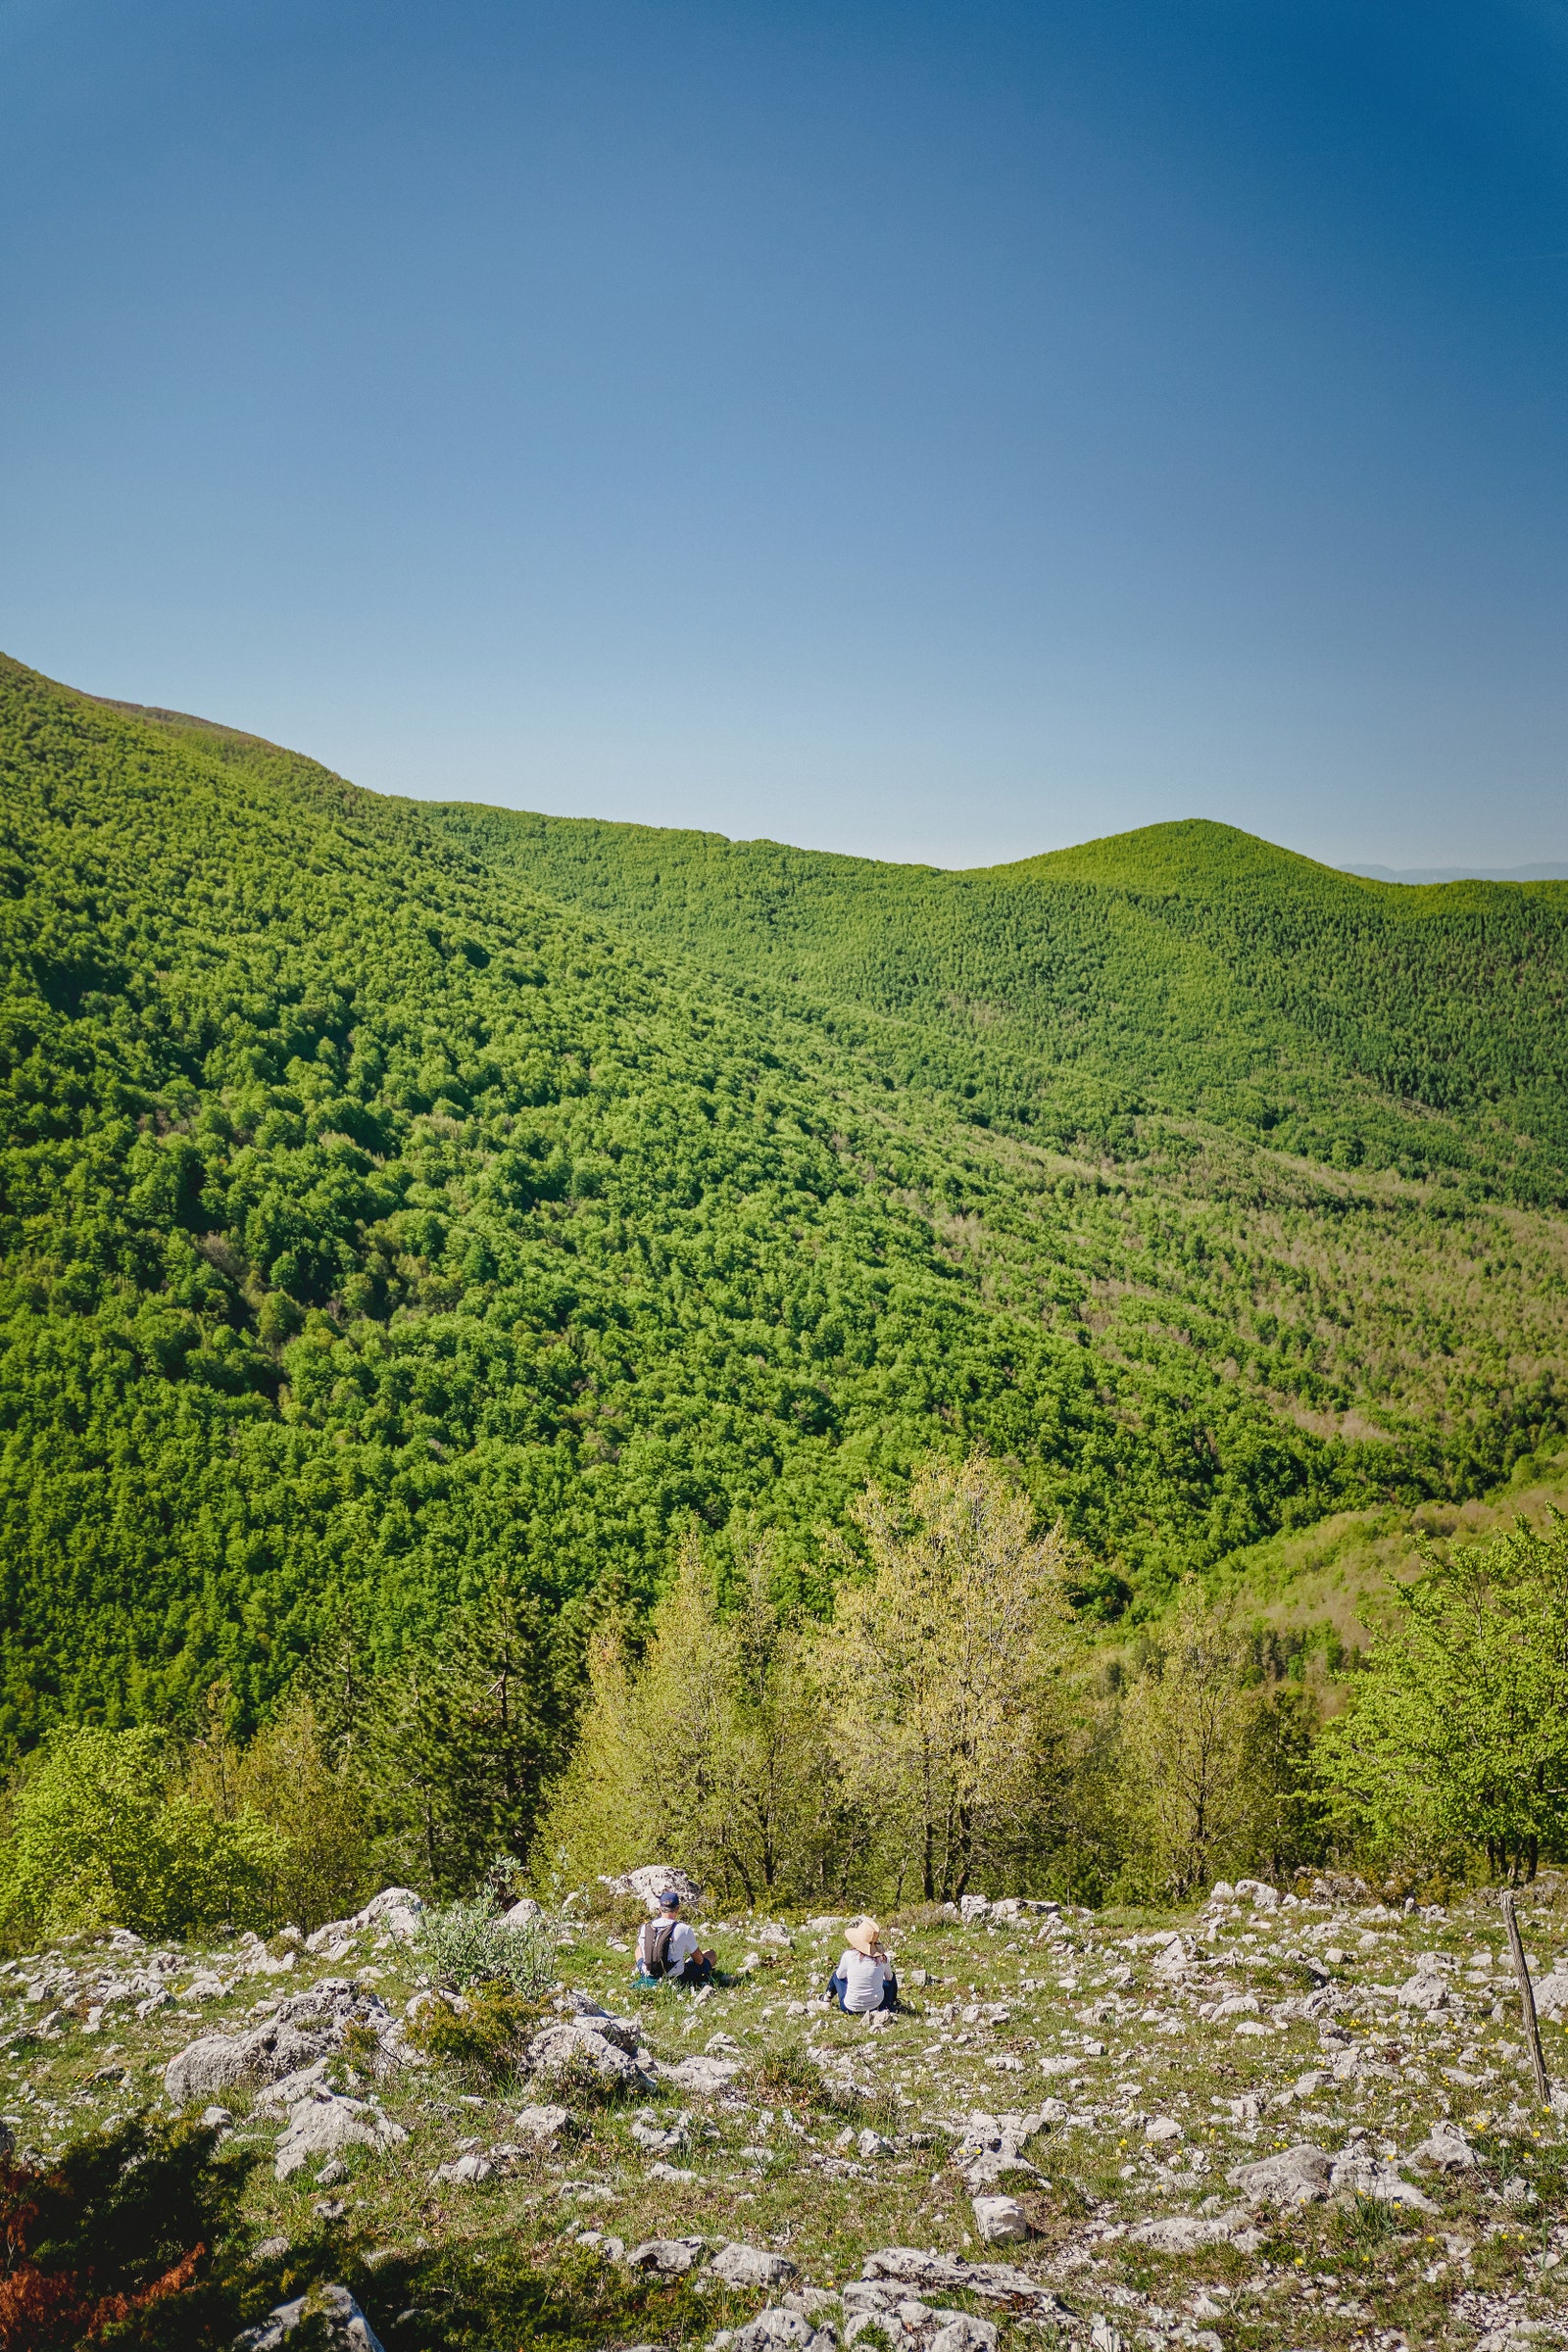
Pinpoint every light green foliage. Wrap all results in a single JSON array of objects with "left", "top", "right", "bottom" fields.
[
  {"left": 0, "top": 1724, "right": 282, "bottom": 1942},
  {"left": 1115, "top": 1584, "right": 1267, "bottom": 1899},
  {"left": 1318, "top": 1517, "right": 1568, "bottom": 1880},
  {"left": 3, "top": 653, "right": 1568, "bottom": 1764},
  {"left": 814, "top": 1455, "right": 1078, "bottom": 1902},
  {"left": 187, "top": 1689, "right": 368, "bottom": 1935},
  {"left": 534, "top": 1538, "right": 838, "bottom": 1906},
  {"left": 437, "top": 803, "right": 1568, "bottom": 1198},
  {"left": 415, "top": 1889, "right": 557, "bottom": 1997}
]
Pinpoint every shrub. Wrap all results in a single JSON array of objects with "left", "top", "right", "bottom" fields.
[
  {"left": 406, "top": 1984, "right": 550, "bottom": 2085},
  {"left": 0, "top": 1728, "right": 283, "bottom": 1946},
  {"left": 415, "top": 1891, "right": 558, "bottom": 1998},
  {"left": 0, "top": 2116, "right": 251, "bottom": 2351}
]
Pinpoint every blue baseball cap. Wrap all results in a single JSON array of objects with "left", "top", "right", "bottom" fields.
[{"left": 660, "top": 1889, "right": 683, "bottom": 1910}]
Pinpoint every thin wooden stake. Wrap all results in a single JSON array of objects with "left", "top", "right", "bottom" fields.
[{"left": 1501, "top": 1887, "right": 1552, "bottom": 2109}]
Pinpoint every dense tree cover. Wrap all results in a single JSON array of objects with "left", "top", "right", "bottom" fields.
[
  {"left": 2, "top": 655, "right": 1565, "bottom": 1761},
  {"left": 439, "top": 806, "right": 1568, "bottom": 1199},
  {"left": 1319, "top": 1516, "right": 1568, "bottom": 1884}
]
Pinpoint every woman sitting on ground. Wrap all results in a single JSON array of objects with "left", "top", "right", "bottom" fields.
[{"left": 828, "top": 1917, "right": 897, "bottom": 2013}]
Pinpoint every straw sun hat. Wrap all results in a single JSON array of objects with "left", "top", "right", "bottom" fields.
[{"left": 844, "top": 1916, "right": 884, "bottom": 1956}]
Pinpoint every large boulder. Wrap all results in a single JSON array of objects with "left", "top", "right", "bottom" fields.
[
  {"left": 272, "top": 2090, "right": 408, "bottom": 2180},
  {"left": 709, "top": 2242, "right": 800, "bottom": 2288},
  {"left": 528, "top": 2021, "right": 645, "bottom": 2089},
  {"left": 235, "top": 2282, "right": 385, "bottom": 2351},
  {"left": 603, "top": 1864, "right": 704, "bottom": 1912},
  {"left": 1227, "top": 2143, "right": 1334, "bottom": 2205},
  {"left": 165, "top": 2021, "right": 327, "bottom": 2106}
]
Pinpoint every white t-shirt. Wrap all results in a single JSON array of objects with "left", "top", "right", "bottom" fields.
[
  {"left": 837, "top": 1948, "right": 893, "bottom": 2012},
  {"left": 638, "top": 1915, "right": 699, "bottom": 1975}
]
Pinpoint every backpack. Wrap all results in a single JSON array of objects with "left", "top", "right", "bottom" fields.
[{"left": 642, "top": 1918, "right": 678, "bottom": 1977}]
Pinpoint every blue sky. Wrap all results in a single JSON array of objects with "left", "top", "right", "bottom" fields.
[{"left": 3, "top": 0, "right": 1566, "bottom": 869}]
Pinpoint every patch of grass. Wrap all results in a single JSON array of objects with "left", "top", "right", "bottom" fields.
[
  {"left": 751, "top": 2039, "right": 830, "bottom": 2105},
  {"left": 1332, "top": 2191, "right": 1402, "bottom": 2255},
  {"left": 354, "top": 2243, "right": 746, "bottom": 2352}
]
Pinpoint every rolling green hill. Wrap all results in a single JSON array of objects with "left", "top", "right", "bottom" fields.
[
  {"left": 432, "top": 805, "right": 1568, "bottom": 1199},
  {"left": 3, "top": 652, "right": 1566, "bottom": 1760}
]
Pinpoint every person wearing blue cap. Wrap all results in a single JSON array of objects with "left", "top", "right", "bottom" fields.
[{"left": 633, "top": 1888, "right": 715, "bottom": 1986}]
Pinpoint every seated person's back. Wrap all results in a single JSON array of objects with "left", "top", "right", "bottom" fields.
[
  {"left": 831, "top": 1918, "right": 895, "bottom": 2012},
  {"left": 634, "top": 1890, "right": 711, "bottom": 1984}
]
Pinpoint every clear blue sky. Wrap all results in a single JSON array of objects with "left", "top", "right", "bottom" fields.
[{"left": 3, "top": 0, "right": 1565, "bottom": 869}]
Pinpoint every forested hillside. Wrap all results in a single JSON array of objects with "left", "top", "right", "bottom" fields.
[
  {"left": 3, "top": 653, "right": 1566, "bottom": 1761},
  {"left": 436, "top": 805, "right": 1568, "bottom": 1199}
]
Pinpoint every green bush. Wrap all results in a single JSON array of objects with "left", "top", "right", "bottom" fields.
[
  {"left": 405, "top": 1984, "right": 551, "bottom": 2085},
  {"left": 415, "top": 1891, "right": 558, "bottom": 1997},
  {"left": 0, "top": 1726, "right": 283, "bottom": 1945},
  {"left": 0, "top": 2115, "right": 252, "bottom": 2350}
]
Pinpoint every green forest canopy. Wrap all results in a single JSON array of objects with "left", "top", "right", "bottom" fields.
[{"left": 3, "top": 652, "right": 1566, "bottom": 1761}]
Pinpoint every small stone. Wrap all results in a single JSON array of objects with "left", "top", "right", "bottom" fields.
[{"left": 971, "top": 2194, "right": 1028, "bottom": 2242}]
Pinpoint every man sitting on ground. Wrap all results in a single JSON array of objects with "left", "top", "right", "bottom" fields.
[{"left": 634, "top": 1889, "right": 715, "bottom": 1986}]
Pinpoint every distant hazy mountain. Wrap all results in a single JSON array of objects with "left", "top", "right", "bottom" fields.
[{"left": 1342, "top": 860, "right": 1568, "bottom": 884}]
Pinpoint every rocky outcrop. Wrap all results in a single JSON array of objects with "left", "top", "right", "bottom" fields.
[
  {"left": 235, "top": 2281, "right": 385, "bottom": 2350},
  {"left": 527, "top": 2019, "right": 648, "bottom": 2089},
  {"left": 271, "top": 2089, "right": 408, "bottom": 2180},
  {"left": 602, "top": 1864, "right": 704, "bottom": 1910},
  {"left": 1226, "top": 2142, "right": 1335, "bottom": 2204}
]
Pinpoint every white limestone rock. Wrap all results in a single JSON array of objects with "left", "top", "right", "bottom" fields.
[
  {"left": 272, "top": 2093, "right": 407, "bottom": 2181},
  {"left": 970, "top": 2194, "right": 1027, "bottom": 2243},
  {"left": 235, "top": 2282, "right": 385, "bottom": 2351},
  {"left": 1227, "top": 2142, "right": 1334, "bottom": 2204},
  {"left": 709, "top": 2242, "right": 801, "bottom": 2288}
]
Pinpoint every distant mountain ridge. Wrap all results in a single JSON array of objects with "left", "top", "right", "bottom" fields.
[{"left": 1341, "top": 860, "right": 1568, "bottom": 884}]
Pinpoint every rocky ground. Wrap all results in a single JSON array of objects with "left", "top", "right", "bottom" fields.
[{"left": 5, "top": 1874, "right": 1568, "bottom": 2351}]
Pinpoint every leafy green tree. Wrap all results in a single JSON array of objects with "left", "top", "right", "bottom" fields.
[
  {"left": 1318, "top": 1518, "right": 1568, "bottom": 1882},
  {"left": 812, "top": 1455, "right": 1076, "bottom": 1903},
  {"left": 1115, "top": 1585, "right": 1266, "bottom": 1900},
  {"left": 0, "top": 1726, "right": 281, "bottom": 1943},
  {"left": 362, "top": 1580, "right": 573, "bottom": 1897},
  {"left": 187, "top": 1688, "right": 368, "bottom": 1933}
]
